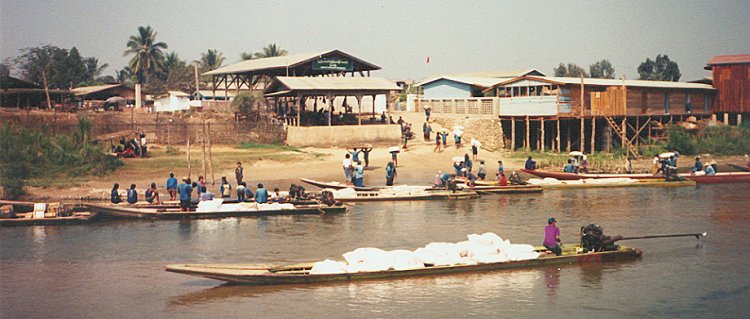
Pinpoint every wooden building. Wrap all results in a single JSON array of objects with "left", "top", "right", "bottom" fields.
[
  {"left": 0, "top": 75, "right": 69, "bottom": 108},
  {"left": 705, "top": 54, "right": 750, "bottom": 113},
  {"left": 416, "top": 69, "right": 545, "bottom": 99},
  {"left": 71, "top": 84, "right": 138, "bottom": 107}
]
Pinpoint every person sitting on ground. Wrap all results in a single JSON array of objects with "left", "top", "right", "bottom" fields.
[
  {"left": 477, "top": 160, "right": 487, "bottom": 180},
  {"left": 237, "top": 182, "right": 247, "bottom": 202},
  {"left": 111, "top": 183, "right": 122, "bottom": 204},
  {"left": 220, "top": 176, "right": 232, "bottom": 198},
  {"left": 145, "top": 182, "right": 160, "bottom": 204},
  {"left": 563, "top": 159, "right": 575, "bottom": 173},
  {"left": 525, "top": 156, "right": 537, "bottom": 170},
  {"left": 692, "top": 156, "right": 703, "bottom": 174},
  {"left": 543, "top": 217, "right": 563, "bottom": 256},
  {"left": 255, "top": 183, "right": 268, "bottom": 204},
  {"left": 199, "top": 185, "right": 215, "bottom": 201},
  {"left": 127, "top": 184, "right": 138, "bottom": 204},
  {"left": 704, "top": 163, "right": 716, "bottom": 175}
]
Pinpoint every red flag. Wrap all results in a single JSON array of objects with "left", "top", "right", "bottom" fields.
[{"left": 426, "top": 56, "right": 430, "bottom": 64}]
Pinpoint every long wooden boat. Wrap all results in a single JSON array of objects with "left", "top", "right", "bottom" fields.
[
  {"left": 728, "top": 163, "right": 749, "bottom": 172},
  {"left": 521, "top": 168, "right": 750, "bottom": 184},
  {"left": 165, "top": 245, "right": 642, "bottom": 285},
  {"left": 334, "top": 189, "right": 478, "bottom": 202},
  {"left": 85, "top": 203, "right": 347, "bottom": 220},
  {"left": 536, "top": 179, "right": 696, "bottom": 190},
  {"left": 0, "top": 211, "right": 98, "bottom": 226}
]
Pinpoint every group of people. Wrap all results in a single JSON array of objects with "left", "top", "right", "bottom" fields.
[
  {"left": 691, "top": 156, "right": 718, "bottom": 175},
  {"left": 434, "top": 157, "right": 508, "bottom": 188},
  {"left": 113, "top": 132, "right": 147, "bottom": 158},
  {"left": 342, "top": 151, "right": 366, "bottom": 187},
  {"left": 562, "top": 155, "right": 588, "bottom": 174}
]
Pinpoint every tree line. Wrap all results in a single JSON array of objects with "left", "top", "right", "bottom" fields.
[
  {"left": 2, "top": 25, "right": 288, "bottom": 102},
  {"left": 553, "top": 55, "right": 681, "bottom": 81}
]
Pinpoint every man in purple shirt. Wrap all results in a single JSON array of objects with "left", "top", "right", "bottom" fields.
[{"left": 544, "top": 217, "right": 562, "bottom": 256}]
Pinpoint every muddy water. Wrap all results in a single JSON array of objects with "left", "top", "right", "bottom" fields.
[{"left": 2, "top": 184, "right": 749, "bottom": 318}]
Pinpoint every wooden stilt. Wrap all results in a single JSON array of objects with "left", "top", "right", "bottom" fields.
[
  {"left": 511, "top": 117, "right": 516, "bottom": 151},
  {"left": 591, "top": 117, "right": 596, "bottom": 153},
  {"left": 540, "top": 118, "right": 545, "bottom": 152},
  {"left": 580, "top": 117, "right": 585, "bottom": 151},
  {"left": 525, "top": 116, "right": 530, "bottom": 151},
  {"left": 566, "top": 124, "right": 571, "bottom": 152},
  {"left": 621, "top": 117, "right": 626, "bottom": 149},
  {"left": 556, "top": 118, "right": 561, "bottom": 153}
]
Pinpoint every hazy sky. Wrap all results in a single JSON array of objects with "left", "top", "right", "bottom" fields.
[{"left": 1, "top": 0, "right": 749, "bottom": 82}]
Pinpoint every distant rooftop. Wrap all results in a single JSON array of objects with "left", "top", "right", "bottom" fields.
[
  {"left": 204, "top": 49, "right": 380, "bottom": 76},
  {"left": 415, "top": 69, "right": 545, "bottom": 87},
  {"left": 706, "top": 54, "right": 750, "bottom": 67}
]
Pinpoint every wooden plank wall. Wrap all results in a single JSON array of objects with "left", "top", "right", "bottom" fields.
[
  {"left": 590, "top": 86, "right": 626, "bottom": 116},
  {"left": 713, "top": 64, "right": 750, "bottom": 113}
]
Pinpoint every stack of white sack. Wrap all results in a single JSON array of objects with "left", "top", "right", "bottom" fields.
[
  {"left": 343, "top": 248, "right": 395, "bottom": 272},
  {"left": 528, "top": 178, "right": 563, "bottom": 185},
  {"left": 309, "top": 259, "right": 353, "bottom": 275},
  {"left": 217, "top": 202, "right": 258, "bottom": 211},
  {"left": 329, "top": 187, "right": 357, "bottom": 198},
  {"left": 196, "top": 198, "right": 224, "bottom": 212},
  {"left": 257, "top": 202, "right": 295, "bottom": 210},
  {"left": 413, "top": 242, "right": 473, "bottom": 266}
]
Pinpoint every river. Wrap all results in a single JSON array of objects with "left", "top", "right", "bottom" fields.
[{"left": 1, "top": 184, "right": 749, "bottom": 318}]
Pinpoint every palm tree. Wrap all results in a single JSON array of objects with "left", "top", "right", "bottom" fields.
[
  {"left": 84, "top": 57, "right": 109, "bottom": 83},
  {"left": 253, "top": 44, "right": 288, "bottom": 59},
  {"left": 115, "top": 67, "right": 133, "bottom": 85},
  {"left": 200, "top": 49, "right": 225, "bottom": 71},
  {"left": 124, "top": 26, "right": 168, "bottom": 84},
  {"left": 240, "top": 52, "right": 257, "bottom": 60}
]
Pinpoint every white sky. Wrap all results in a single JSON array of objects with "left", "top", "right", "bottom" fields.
[{"left": 1, "top": 0, "right": 749, "bottom": 82}]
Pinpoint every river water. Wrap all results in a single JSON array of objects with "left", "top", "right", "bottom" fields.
[{"left": 2, "top": 184, "right": 749, "bottom": 318}]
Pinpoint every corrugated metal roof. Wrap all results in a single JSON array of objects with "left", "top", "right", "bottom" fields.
[
  {"left": 204, "top": 49, "right": 380, "bottom": 76},
  {"left": 706, "top": 54, "right": 750, "bottom": 66},
  {"left": 271, "top": 76, "right": 402, "bottom": 91},
  {"left": 415, "top": 69, "right": 544, "bottom": 87},
  {"left": 71, "top": 84, "right": 125, "bottom": 96},
  {"left": 485, "top": 76, "right": 715, "bottom": 92}
]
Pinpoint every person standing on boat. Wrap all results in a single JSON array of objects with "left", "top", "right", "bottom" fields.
[
  {"left": 385, "top": 161, "right": 397, "bottom": 186},
  {"left": 196, "top": 176, "right": 206, "bottom": 195},
  {"left": 544, "top": 217, "right": 563, "bottom": 256},
  {"left": 166, "top": 172, "right": 178, "bottom": 201},
  {"left": 354, "top": 161, "right": 365, "bottom": 187},
  {"left": 673, "top": 150, "right": 680, "bottom": 167},
  {"left": 477, "top": 160, "right": 487, "bottom": 180},
  {"left": 237, "top": 182, "right": 247, "bottom": 202},
  {"left": 525, "top": 156, "right": 537, "bottom": 170},
  {"left": 220, "top": 176, "right": 232, "bottom": 198},
  {"left": 497, "top": 160, "right": 504, "bottom": 179},
  {"left": 235, "top": 162, "right": 244, "bottom": 185},
  {"left": 111, "top": 183, "right": 122, "bottom": 204},
  {"left": 255, "top": 183, "right": 268, "bottom": 204},
  {"left": 126, "top": 184, "right": 138, "bottom": 204},
  {"left": 692, "top": 157, "right": 703, "bottom": 174},
  {"left": 342, "top": 154, "right": 353, "bottom": 183},
  {"left": 177, "top": 177, "right": 193, "bottom": 212},
  {"left": 145, "top": 182, "right": 160, "bottom": 204}
]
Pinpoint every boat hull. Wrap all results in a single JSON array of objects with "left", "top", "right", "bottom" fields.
[
  {"left": 335, "top": 190, "right": 478, "bottom": 202},
  {"left": 0, "top": 212, "right": 98, "bottom": 226},
  {"left": 521, "top": 169, "right": 750, "bottom": 184},
  {"left": 86, "top": 203, "right": 347, "bottom": 220},
  {"left": 165, "top": 246, "right": 642, "bottom": 285}
]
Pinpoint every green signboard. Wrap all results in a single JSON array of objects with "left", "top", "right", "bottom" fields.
[{"left": 312, "top": 58, "right": 353, "bottom": 71}]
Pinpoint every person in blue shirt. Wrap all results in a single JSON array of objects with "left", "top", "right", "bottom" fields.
[
  {"left": 354, "top": 161, "right": 365, "bottom": 187},
  {"left": 255, "top": 183, "right": 268, "bottom": 204},
  {"left": 127, "top": 184, "right": 138, "bottom": 204},
  {"left": 177, "top": 177, "right": 193, "bottom": 212},
  {"left": 385, "top": 161, "right": 397, "bottom": 186},
  {"left": 563, "top": 159, "right": 575, "bottom": 173},
  {"left": 497, "top": 160, "right": 505, "bottom": 179},
  {"left": 692, "top": 156, "right": 703, "bottom": 173},
  {"left": 166, "top": 172, "right": 178, "bottom": 201},
  {"left": 525, "top": 156, "right": 537, "bottom": 170},
  {"left": 349, "top": 148, "right": 361, "bottom": 163},
  {"left": 110, "top": 183, "right": 122, "bottom": 204},
  {"left": 454, "top": 161, "right": 463, "bottom": 176},
  {"left": 361, "top": 147, "right": 372, "bottom": 167}
]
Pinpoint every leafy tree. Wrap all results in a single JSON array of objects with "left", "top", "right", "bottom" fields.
[
  {"left": 124, "top": 26, "right": 168, "bottom": 84},
  {"left": 638, "top": 54, "right": 681, "bottom": 81},
  {"left": 589, "top": 60, "right": 615, "bottom": 79},
  {"left": 249, "top": 43, "right": 288, "bottom": 59},
  {"left": 553, "top": 63, "right": 588, "bottom": 77},
  {"left": 150, "top": 52, "right": 192, "bottom": 93},
  {"left": 115, "top": 67, "right": 134, "bottom": 85},
  {"left": 200, "top": 49, "right": 225, "bottom": 71},
  {"left": 240, "top": 52, "right": 257, "bottom": 60},
  {"left": 83, "top": 57, "right": 109, "bottom": 84},
  {"left": 14, "top": 45, "right": 60, "bottom": 108},
  {"left": 232, "top": 92, "right": 257, "bottom": 114},
  {"left": 0, "top": 61, "right": 10, "bottom": 79}
]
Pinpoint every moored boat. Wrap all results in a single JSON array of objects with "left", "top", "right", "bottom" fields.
[
  {"left": 300, "top": 178, "right": 380, "bottom": 191},
  {"left": 521, "top": 168, "right": 750, "bottom": 184},
  {"left": 333, "top": 189, "right": 478, "bottom": 202},
  {"left": 0, "top": 201, "right": 98, "bottom": 226},
  {"left": 457, "top": 184, "right": 543, "bottom": 194},
  {"left": 0, "top": 211, "right": 98, "bottom": 226},
  {"left": 165, "top": 245, "right": 642, "bottom": 285},
  {"left": 85, "top": 202, "right": 347, "bottom": 219},
  {"left": 531, "top": 179, "right": 696, "bottom": 189}
]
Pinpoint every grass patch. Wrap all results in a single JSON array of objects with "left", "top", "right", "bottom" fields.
[{"left": 236, "top": 142, "right": 300, "bottom": 152}]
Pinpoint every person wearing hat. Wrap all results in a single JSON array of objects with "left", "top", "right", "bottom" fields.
[
  {"left": 177, "top": 177, "right": 193, "bottom": 212},
  {"left": 166, "top": 172, "right": 178, "bottom": 201},
  {"left": 543, "top": 217, "right": 562, "bottom": 256}
]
